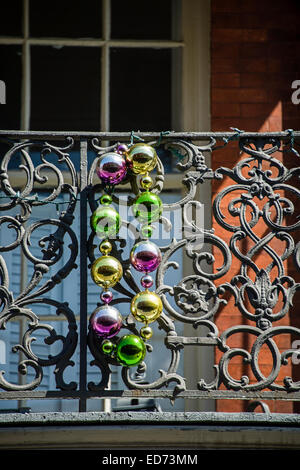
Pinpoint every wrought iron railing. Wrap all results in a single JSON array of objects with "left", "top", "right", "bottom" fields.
[{"left": 0, "top": 130, "right": 299, "bottom": 414}]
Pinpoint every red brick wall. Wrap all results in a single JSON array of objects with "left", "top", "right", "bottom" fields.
[{"left": 210, "top": 0, "right": 300, "bottom": 413}]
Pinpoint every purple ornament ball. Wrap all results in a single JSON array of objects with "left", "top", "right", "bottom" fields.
[
  {"left": 141, "top": 274, "right": 154, "bottom": 289},
  {"left": 96, "top": 152, "right": 127, "bottom": 185},
  {"left": 90, "top": 305, "right": 122, "bottom": 339},
  {"left": 130, "top": 240, "right": 162, "bottom": 273},
  {"left": 116, "top": 144, "right": 128, "bottom": 154},
  {"left": 100, "top": 290, "right": 113, "bottom": 304}
]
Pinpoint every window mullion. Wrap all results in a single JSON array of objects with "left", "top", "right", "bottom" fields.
[
  {"left": 21, "top": 0, "right": 30, "bottom": 131},
  {"left": 101, "top": 0, "right": 111, "bottom": 133}
]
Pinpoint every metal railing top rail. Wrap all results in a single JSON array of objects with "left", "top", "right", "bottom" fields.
[{"left": 0, "top": 129, "right": 300, "bottom": 140}]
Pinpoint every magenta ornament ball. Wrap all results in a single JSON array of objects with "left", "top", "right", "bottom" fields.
[
  {"left": 130, "top": 240, "right": 162, "bottom": 273},
  {"left": 90, "top": 305, "right": 123, "bottom": 339},
  {"left": 96, "top": 152, "right": 127, "bottom": 184},
  {"left": 141, "top": 274, "right": 154, "bottom": 289}
]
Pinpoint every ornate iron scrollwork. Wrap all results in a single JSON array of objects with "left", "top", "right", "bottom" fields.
[
  {"left": 0, "top": 131, "right": 299, "bottom": 408},
  {"left": 0, "top": 137, "right": 78, "bottom": 391}
]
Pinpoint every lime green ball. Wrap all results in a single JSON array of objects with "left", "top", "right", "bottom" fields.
[
  {"left": 90, "top": 205, "right": 121, "bottom": 238},
  {"left": 116, "top": 334, "right": 146, "bottom": 367},
  {"left": 132, "top": 191, "right": 162, "bottom": 224}
]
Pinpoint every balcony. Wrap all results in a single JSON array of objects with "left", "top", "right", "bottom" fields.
[{"left": 0, "top": 129, "right": 300, "bottom": 449}]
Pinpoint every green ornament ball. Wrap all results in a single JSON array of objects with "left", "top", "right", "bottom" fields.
[
  {"left": 102, "top": 339, "right": 115, "bottom": 355},
  {"left": 140, "top": 224, "right": 153, "bottom": 238},
  {"left": 90, "top": 205, "right": 121, "bottom": 238},
  {"left": 132, "top": 191, "right": 162, "bottom": 224},
  {"left": 116, "top": 334, "right": 146, "bottom": 367},
  {"left": 100, "top": 194, "right": 113, "bottom": 206}
]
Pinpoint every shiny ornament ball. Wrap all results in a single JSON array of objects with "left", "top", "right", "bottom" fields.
[
  {"left": 116, "top": 334, "right": 146, "bottom": 367},
  {"left": 140, "top": 325, "right": 153, "bottom": 340},
  {"left": 90, "top": 305, "right": 123, "bottom": 339},
  {"left": 96, "top": 152, "right": 127, "bottom": 184},
  {"left": 102, "top": 339, "right": 115, "bottom": 355},
  {"left": 100, "top": 194, "right": 112, "bottom": 206},
  {"left": 141, "top": 274, "right": 154, "bottom": 289},
  {"left": 91, "top": 255, "right": 123, "bottom": 289},
  {"left": 116, "top": 144, "right": 128, "bottom": 154},
  {"left": 126, "top": 143, "right": 157, "bottom": 175},
  {"left": 90, "top": 205, "right": 121, "bottom": 239},
  {"left": 140, "top": 224, "right": 153, "bottom": 239},
  {"left": 99, "top": 239, "right": 112, "bottom": 255},
  {"left": 130, "top": 240, "right": 162, "bottom": 273},
  {"left": 130, "top": 290, "right": 163, "bottom": 324},
  {"left": 140, "top": 175, "right": 153, "bottom": 190},
  {"left": 100, "top": 290, "right": 113, "bottom": 304},
  {"left": 132, "top": 191, "right": 162, "bottom": 224}
]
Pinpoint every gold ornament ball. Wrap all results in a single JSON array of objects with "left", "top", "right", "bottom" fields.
[
  {"left": 91, "top": 255, "right": 123, "bottom": 289},
  {"left": 141, "top": 174, "right": 153, "bottom": 190},
  {"left": 126, "top": 143, "right": 157, "bottom": 175},
  {"left": 130, "top": 290, "right": 163, "bottom": 324},
  {"left": 99, "top": 240, "right": 112, "bottom": 255},
  {"left": 140, "top": 325, "right": 153, "bottom": 340}
]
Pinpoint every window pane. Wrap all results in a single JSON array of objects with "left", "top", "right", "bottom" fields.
[
  {"left": 29, "top": 0, "right": 102, "bottom": 38},
  {"left": 111, "top": 0, "right": 172, "bottom": 40},
  {"left": 110, "top": 48, "right": 171, "bottom": 132},
  {"left": 0, "top": 45, "right": 22, "bottom": 130},
  {"left": 30, "top": 46, "right": 101, "bottom": 131},
  {"left": 0, "top": 1, "right": 22, "bottom": 37}
]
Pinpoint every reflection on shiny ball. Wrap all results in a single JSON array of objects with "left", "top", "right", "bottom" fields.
[
  {"left": 90, "top": 205, "right": 121, "bottom": 239},
  {"left": 91, "top": 255, "right": 123, "bottom": 289},
  {"left": 116, "top": 334, "right": 146, "bottom": 366},
  {"left": 102, "top": 339, "right": 115, "bottom": 355},
  {"left": 96, "top": 152, "right": 127, "bottom": 184},
  {"left": 130, "top": 240, "right": 162, "bottom": 273},
  {"left": 132, "top": 191, "right": 162, "bottom": 224},
  {"left": 90, "top": 304, "right": 122, "bottom": 339},
  {"left": 130, "top": 290, "right": 163, "bottom": 324},
  {"left": 126, "top": 143, "right": 157, "bottom": 175},
  {"left": 140, "top": 325, "right": 153, "bottom": 340}
]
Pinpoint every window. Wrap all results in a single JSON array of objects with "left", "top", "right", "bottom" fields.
[
  {"left": 0, "top": 0, "right": 183, "bottom": 138},
  {"left": 0, "top": 0, "right": 188, "bottom": 413},
  {"left": 0, "top": 0, "right": 211, "bottom": 414}
]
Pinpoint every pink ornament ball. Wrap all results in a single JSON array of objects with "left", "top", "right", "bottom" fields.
[
  {"left": 96, "top": 152, "right": 127, "bottom": 185},
  {"left": 130, "top": 240, "right": 162, "bottom": 273},
  {"left": 90, "top": 305, "right": 122, "bottom": 339}
]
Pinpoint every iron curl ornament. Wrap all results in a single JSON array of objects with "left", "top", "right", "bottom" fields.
[
  {"left": 0, "top": 137, "right": 79, "bottom": 392},
  {"left": 0, "top": 130, "right": 300, "bottom": 408},
  {"left": 87, "top": 133, "right": 300, "bottom": 399}
]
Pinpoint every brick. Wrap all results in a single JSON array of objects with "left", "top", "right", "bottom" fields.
[
  {"left": 211, "top": 117, "right": 270, "bottom": 132},
  {"left": 212, "top": 28, "right": 243, "bottom": 43},
  {"left": 212, "top": 13, "right": 264, "bottom": 30},
  {"left": 240, "top": 58, "right": 268, "bottom": 74},
  {"left": 242, "top": 29, "right": 269, "bottom": 43},
  {"left": 212, "top": 88, "right": 268, "bottom": 103},
  {"left": 211, "top": 42, "right": 240, "bottom": 60},
  {"left": 212, "top": 58, "right": 240, "bottom": 74},
  {"left": 240, "top": 42, "right": 269, "bottom": 58},
  {"left": 282, "top": 101, "right": 300, "bottom": 118},
  {"left": 210, "top": 0, "right": 300, "bottom": 414},
  {"left": 267, "top": 116, "right": 283, "bottom": 131},
  {"left": 211, "top": 73, "right": 240, "bottom": 88},
  {"left": 240, "top": 73, "right": 268, "bottom": 88},
  {"left": 211, "top": 102, "right": 241, "bottom": 117},
  {"left": 240, "top": 103, "right": 273, "bottom": 118}
]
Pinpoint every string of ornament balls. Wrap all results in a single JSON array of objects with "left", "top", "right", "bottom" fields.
[{"left": 89, "top": 137, "right": 164, "bottom": 369}]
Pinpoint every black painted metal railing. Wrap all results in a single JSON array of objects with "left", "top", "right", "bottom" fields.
[{"left": 0, "top": 130, "right": 299, "bottom": 414}]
